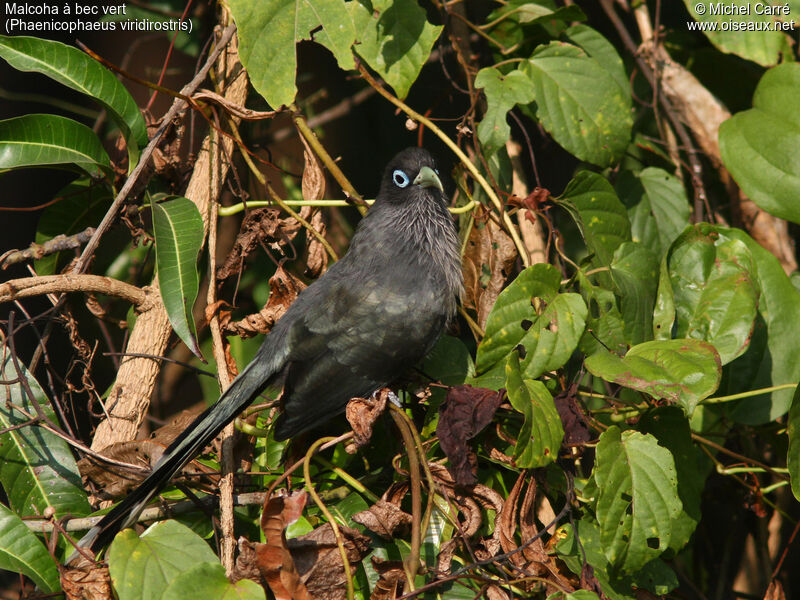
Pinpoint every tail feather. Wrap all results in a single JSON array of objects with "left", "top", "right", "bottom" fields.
[{"left": 71, "top": 358, "right": 277, "bottom": 560}]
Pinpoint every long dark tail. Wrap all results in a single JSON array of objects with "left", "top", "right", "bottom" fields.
[{"left": 71, "top": 357, "right": 277, "bottom": 559}]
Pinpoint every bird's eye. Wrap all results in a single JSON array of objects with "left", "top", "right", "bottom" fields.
[{"left": 392, "top": 169, "right": 410, "bottom": 188}]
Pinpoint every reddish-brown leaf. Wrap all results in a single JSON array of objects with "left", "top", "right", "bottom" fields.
[
  {"left": 305, "top": 209, "right": 329, "bottom": 278},
  {"left": 554, "top": 384, "right": 591, "bottom": 445},
  {"left": 436, "top": 385, "right": 504, "bottom": 485}
]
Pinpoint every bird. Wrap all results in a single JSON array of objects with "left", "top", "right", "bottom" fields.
[{"left": 72, "top": 147, "right": 464, "bottom": 557}]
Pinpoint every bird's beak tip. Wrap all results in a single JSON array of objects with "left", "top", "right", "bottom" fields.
[{"left": 414, "top": 166, "right": 444, "bottom": 192}]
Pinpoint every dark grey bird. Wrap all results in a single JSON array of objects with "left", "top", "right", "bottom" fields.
[{"left": 73, "top": 147, "right": 463, "bottom": 557}]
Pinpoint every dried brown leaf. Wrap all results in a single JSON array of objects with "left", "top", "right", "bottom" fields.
[
  {"left": 462, "top": 210, "right": 517, "bottom": 329},
  {"left": 223, "top": 266, "right": 307, "bottom": 338},
  {"left": 554, "top": 385, "right": 591, "bottom": 446},
  {"left": 306, "top": 209, "right": 329, "bottom": 278},
  {"left": 288, "top": 524, "right": 371, "bottom": 600},
  {"left": 353, "top": 499, "right": 412, "bottom": 539},
  {"left": 251, "top": 490, "right": 311, "bottom": 600},
  {"left": 436, "top": 385, "right": 504, "bottom": 486},
  {"left": 369, "top": 557, "right": 406, "bottom": 600},
  {"left": 60, "top": 561, "right": 113, "bottom": 600},
  {"left": 346, "top": 389, "right": 389, "bottom": 450},
  {"left": 485, "top": 584, "right": 512, "bottom": 600}
]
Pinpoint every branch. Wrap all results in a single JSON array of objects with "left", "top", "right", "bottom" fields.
[
  {"left": 0, "top": 227, "right": 96, "bottom": 270},
  {"left": 0, "top": 274, "right": 147, "bottom": 307}
]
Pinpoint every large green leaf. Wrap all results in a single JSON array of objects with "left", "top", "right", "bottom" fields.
[
  {"left": 108, "top": 520, "right": 219, "bottom": 600},
  {"left": 616, "top": 168, "right": 692, "bottom": 259},
  {"left": 162, "top": 563, "right": 265, "bottom": 600},
  {"left": 0, "top": 114, "right": 111, "bottom": 177},
  {"left": 639, "top": 407, "right": 708, "bottom": 553},
  {"left": 476, "top": 263, "right": 587, "bottom": 379},
  {"left": 594, "top": 427, "right": 682, "bottom": 574},
  {"left": 564, "top": 24, "right": 629, "bottom": 97},
  {"left": 611, "top": 242, "right": 658, "bottom": 346},
  {"left": 152, "top": 196, "right": 205, "bottom": 358},
  {"left": 787, "top": 384, "right": 800, "bottom": 502},
  {"left": 475, "top": 67, "right": 535, "bottom": 156},
  {"left": 522, "top": 41, "right": 632, "bottom": 167},
  {"left": 505, "top": 353, "right": 564, "bottom": 468},
  {"left": 0, "top": 504, "right": 60, "bottom": 593},
  {"left": 585, "top": 339, "right": 721, "bottom": 416},
  {"left": 716, "top": 227, "right": 800, "bottom": 423},
  {"left": 34, "top": 179, "right": 111, "bottom": 275},
  {"left": 555, "top": 171, "right": 631, "bottom": 268},
  {"left": 0, "top": 35, "right": 147, "bottom": 167},
  {"left": 229, "top": 0, "right": 357, "bottom": 109},
  {"left": 351, "top": 0, "right": 442, "bottom": 99},
  {"left": 658, "top": 225, "right": 759, "bottom": 365},
  {"left": 682, "top": 0, "right": 793, "bottom": 66},
  {"left": 556, "top": 520, "right": 679, "bottom": 599},
  {"left": 0, "top": 354, "right": 91, "bottom": 519},
  {"left": 720, "top": 63, "right": 800, "bottom": 224}
]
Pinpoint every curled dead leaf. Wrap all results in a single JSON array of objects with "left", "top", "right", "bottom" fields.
[
  {"left": 352, "top": 499, "right": 412, "bottom": 539},
  {"left": 370, "top": 557, "right": 407, "bottom": 600},
  {"left": 60, "top": 560, "right": 113, "bottom": 600},
  {"left": 346, "top": 388, "right": 389, "bottom": 450},
  {"left": 305, "top": 209, "right": 329, "bottom": 278},
  {"left": 223, "top": 266, "right": 306, "bottom": 338}
]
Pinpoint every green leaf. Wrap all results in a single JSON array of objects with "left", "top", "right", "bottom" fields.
[
  {"left": 0, "top": 354, "right": 91, "bottom": 519},
  {"left": 152, "top": 196, "right": 204, "bottom": 358},
  {"left": 577, "top": 272, "right": 627, "bottom": 356},
  {"left": 718, "top": 227, "right": 800, "bottom": 423},
  {"left": 659, "top": 225, "right": 759, "bottom": 365},
  {"left": 594, "top": 427, "right": 682, "bottom": 574},
  {"left": 522, "top": 42, "right": 632, "bottom": 167},
  {"left": 555, "top": 170, "right": 631, "bottom": 267},
  {"left": 229, "top": 0, "right": 357, "bottom": 109},
  {"left": 352, "top": 0, "right": 443, "bottom": 99},
  {"left": 556, "top": 520, "right": 679, "bottom": 599},
  {"left": 611, "top": 242, "right": 658, "bottom": 346},
  {"left": 504, "top": 353, "right": 564, "bottom": 468},
  {"left": 475, "top": 67, "right": 535, "bottom": 156},
  {"left": 476, "top": 263, "right": 587, "bottom": 379},
  {"left": 421, "top": 335, "right": 474, "bottom": 386},
  {"left": 0, "top": 35, "right": 147, "bottom": 167},
  {"left": 0, "top": 114, "right": 111, "bottom": 177},
  {"left": 616, "top": 168, "right": 692, "bottom": 259},
  {"left": 638, "top": 407, "right": 708, "bottom": 553},
  {"left": 682, "top": 0, "right": 793, "bottom": 66},
  {"left": 720, "top": 63, "right": 800, "bottom": 224},
  {"left": 34, "top": 179, "right": 111, "bottom": 275},
  {"left": 585, "top": 339, "right": 721, "bottom": 416},
  {"left": 787, "top": 384, "right": 800, "bottom": 502},
  {"left": 564, "top": 24, "right": 628, "bottom": 97},
  {"left": 162, "top": 562, "right": 266, "bottom": 600},
  {"left": 108, "top": 520, "right": 218, "bottom": 600},
  {"left": 0, "top": 503, "right": 60, "bottom": 592}
]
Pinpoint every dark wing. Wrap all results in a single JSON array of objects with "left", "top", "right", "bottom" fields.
[{"left": 273, "top": 271, "right": 445, "bottom": 439}]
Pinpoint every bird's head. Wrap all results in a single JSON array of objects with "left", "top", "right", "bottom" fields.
[{"left": 377, "top": 147, "right": 446, "bottom": 207}]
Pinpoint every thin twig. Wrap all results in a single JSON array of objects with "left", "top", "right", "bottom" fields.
[{"left": 0, "top": 274, "right": 147, "bottom": 307}]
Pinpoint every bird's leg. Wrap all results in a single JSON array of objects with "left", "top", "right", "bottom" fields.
[{"left": 382, "top": 389, "right": 402, "bottom": 408}]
